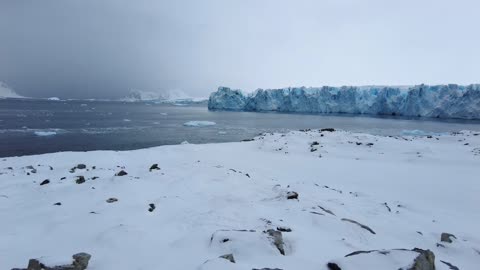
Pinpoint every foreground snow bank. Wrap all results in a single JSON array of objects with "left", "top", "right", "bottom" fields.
[
  {"left": 1, "top": 130, "right": 479, "bottom": 269},
  {"left": 208, "top": 85, "right": 480, "bottom": 120}
]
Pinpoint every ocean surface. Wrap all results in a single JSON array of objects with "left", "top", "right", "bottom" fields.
[{"left": 1, "top": 98, "right": 480, "bottom": 157}]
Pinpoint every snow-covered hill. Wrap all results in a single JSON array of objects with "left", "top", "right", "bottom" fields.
[
  {"left": 0, "top": 82, "right": 24, "bottom": 98},
  {"left": 121, "top": 89, "right": 207, "bottom": 104},
  {"left": 208, "top": 85, "right": 480, "bottom": 120},
  {"left": 1, "top": 130, "right": 479, "bottom": 269}
]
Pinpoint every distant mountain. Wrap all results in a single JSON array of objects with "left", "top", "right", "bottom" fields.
[
  {"left": 121, "top": 89, "right": 207, "bottom": 104},
  {"left": 0, "top": 82, "right": 24, "bottom": 99}
]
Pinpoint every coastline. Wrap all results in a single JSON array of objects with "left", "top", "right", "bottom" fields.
[{"left": 1, "top": 129, "right": 479, "bottom": 269}]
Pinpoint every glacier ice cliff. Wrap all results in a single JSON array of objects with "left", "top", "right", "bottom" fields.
[{"left": 208, "top": 85, "right": 480, "bottom": 119}]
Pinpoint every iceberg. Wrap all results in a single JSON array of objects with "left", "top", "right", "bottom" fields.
[
  {"left": 0, "top": 82, "right": 24, "bottom": 99},
  {"left": 183, "top": 121, "right": 216, "bottom": 127},
  {"left": 121, "top": 89, "right": 207, "bottom": 104},
  {"left": 208, "top": 84, "right": 480, "bottom": 120}
]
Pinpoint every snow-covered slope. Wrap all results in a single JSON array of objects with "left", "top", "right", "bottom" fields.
[
  {"left": 121, "top": 89, "right": 207, "bottom": 104},
  {"left": 1, "top": 130, "right": 479, "bottom": 270},
  {"left": 208, "top": 85, "right": 480, "bottom": 119},
  {"left": 0, "top": 82, "right": 24, "bottom": 98}
]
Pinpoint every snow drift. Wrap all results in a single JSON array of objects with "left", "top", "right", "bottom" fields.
[{"left": 208, "top": 85, "right": 480, "bottom": 120}]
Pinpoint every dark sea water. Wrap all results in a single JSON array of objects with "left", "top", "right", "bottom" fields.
[{"left": 1, "top": 98, "right": 480, "bottom": 157}]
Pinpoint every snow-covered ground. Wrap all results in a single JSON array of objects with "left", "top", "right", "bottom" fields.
[{"left": 1, "top": 130, "right": 479, "bottom": 269}]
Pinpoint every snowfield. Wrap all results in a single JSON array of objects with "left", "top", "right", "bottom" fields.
[
  {"left": 1, "top": 130, "right": 479, "bottom": 270},
  {"left": 208, "top": 85, "right": 480, "bottom": 120}
]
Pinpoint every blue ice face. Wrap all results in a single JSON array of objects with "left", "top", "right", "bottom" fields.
[{"left": 208, "top": 84, "right": 480, "bottom": 120}]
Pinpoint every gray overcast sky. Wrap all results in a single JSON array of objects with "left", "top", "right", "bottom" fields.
[{"left": 0, "top": 0, "right": 479, "bottom": 99}]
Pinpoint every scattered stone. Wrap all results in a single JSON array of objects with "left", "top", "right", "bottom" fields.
[
  {"left": 441, "top": 232, "right": 456, "bottom": 243},
  {"left": 76, "top": 164, "right": 87, "bottom": 169},
  {"left": 40, "top": 179, "right": 50, "bottom": 186},
  {"left": 321, "top": 128, "right": 335, "bottom": 132},
  {"left": 148, "top": 203, "right": 156, "bottom": 212},
  {"left": 327, "top": 262, "right": 342, "bottom": 270},
  {"left": 409, "top": 248, "right": 435, "bottom": 270},
  {"left": 417, "top": 231, "right": 423, "bottom": 235},
  {"left": 53, "top": 202, "right": 62, "bottom": 206},
  {"left": 366, "top": 143, "right": 374, "bottom": 146},
  {"left": 436, "top": 243, "right": 445, "bottom": 248},
  {"left": 106, "top": 198, "right": 118, "bottom": 203},
  {"left": 356, "top": 142, "right": 362, "bottom": 145},
  {"left": 92, "top": 166, "right": 96, "bottom": 170},
  {"left": 219, "top": 253, "right": 235, "bottom": 263},
  {"left": 310, "top": 148, "right": 318, "bottom": 152},
  {"left": 25, "top": 165, "right": 34, "bottom": 170},
  {"left": 276, "top": 226, "right": 292, "bottom": 232},
  {"left": 49, "top": 166, "right": 53, "bottom": 170},
  {"left": 60, "top": 177, "right": 66, "bottom": 180},
  {"left": 115, "top": 170, "right": 128, "bottom": 176},
  {"left": 31, "top": 169, "right": 37, "bottom": 174},
  {"left": 341, "top": 218, "right": 376, "bottom": 234},
  {"left": 75, "top": 176, "right": 86, "bottom": 184},
  {"left": 245, "top": 173, "right": 250, "bottom": 178},
  {"left": 149, "top": 164, "right": 160, "bottom": 171},
  {"left": 440, "top": 260, "right": 459, "bottom": 270},
  {"left": 242, "top": 138, "right": 255, "bottom": 142},
  {"left": 311, "top": 141, "right": 319, "bottom": 146},
  {"left": 286, "top": 191, "right": 298, "bottom": 200},
  {"left": 91, "top": 176, "right": 99, "bottom": 180},
  {"left": 310, "top": 211, "right": 324, "bottom": 215},
  {"left": 265, "top": 229, "right": 285, "bottom": 255}
]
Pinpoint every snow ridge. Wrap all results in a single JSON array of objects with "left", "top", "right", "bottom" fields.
[{"left": 208, "top": 84, "right": 480, "bottom": 119}]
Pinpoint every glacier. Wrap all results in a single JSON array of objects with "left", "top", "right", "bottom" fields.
[{"left": 208, "top": 84, "right": 480, "bottom": 120}]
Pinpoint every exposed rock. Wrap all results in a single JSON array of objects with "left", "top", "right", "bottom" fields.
[
  {"left": 148, "top": 203, "right": 156, "bottom": 212},
  {"left": 219, "top": 253, "right": 235, "bottom": 263},
  {"left": 53, "top": 202, "right": 62, "bottom": 206},
  {"left": 115, "top": 170, "right": 128, "bottom": 176},
  {"left": 60, "top": 177, "right": 66, "bottom": 180},
  {"left": 440, "top": 260, "right": 459, "bottom": 270},
  {"left": 276, "top": 226, "right": 292, "bottom": 232},
  {"left": 409, "top": 248, "right": 435, "bottom": 270},
  {"left": 106, "top": 198, "right": 118, "bottom": 203},
  {"left": 321, "top": 128, "right": 335, "bottom": 132},
  {"left": 149, "top": 164, "right": 160, "bottom": 171},
  {"left": 40, "top": 179, "right": 50, "bottom": 186},
  {"left": 311, "top": 141, "right": 319, "bottom": 146},
  {"left": 286, "top": 191, "right": 298, "bottom": 200},
  {"left": 12, "top": 252, "right": 91, "bottom": 270},
  {"left": 318, "top": 205, "right": 336, "bottom": 215},
  {"left": 366, "top": 143, "right": 374, "bottom": 146},
  {"left": 341, "top": 218, "right": 376, "bottom": 234},
  {"left": 265, "top": 229, "right": 285, "bottom": 255},
  {"left": 91, "top": 176, "right": 99, "bottom": 180},
  {"left": 75, "top": 176, "right": 86, "bottom": 184},
  {"left": 441, "top": 232, "right": 456, "bottom": 243},
  {"left": 72, "top": 252, "right": 91, "bottom": 269},
  {"left": 327, "top": 262, "right": 342, "bottom": 270},
  {"left": 76, "top": 164, "right": 87, "bottom": 169}
]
